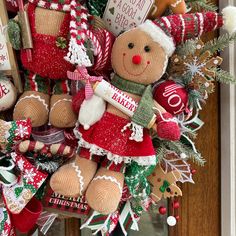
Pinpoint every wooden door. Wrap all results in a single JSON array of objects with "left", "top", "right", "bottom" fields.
[{"left": 170, "top": 0, "right": 220, "bottom": 235}]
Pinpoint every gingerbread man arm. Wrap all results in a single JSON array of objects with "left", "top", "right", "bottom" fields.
[{"left": 149, "top": 0, "right": 187, "bottom": 19}]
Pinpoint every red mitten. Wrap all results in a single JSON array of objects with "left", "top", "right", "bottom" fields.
[
  {"left": 156, "top": 113, "right": 180, "bottom": 141},
  {"left": 72, "top": 87, "right": 85, "bottom": 113}
]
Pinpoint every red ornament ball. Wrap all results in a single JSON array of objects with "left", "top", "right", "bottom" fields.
[
  {"left": 191, "top": 169, "right": 197, "bottom": 174},
  {"left": 153, "top": 80, "right": 188, "bottom": 115},
  {"left": 159, "top": 206, "right": 167, "bottom": 215},
  {"left": 175, "top": 215, "right": 180, "bottom": 221}
]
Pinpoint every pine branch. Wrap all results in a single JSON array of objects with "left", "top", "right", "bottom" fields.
[
  {"left": 155, "top": 139, "right": 206, "bottom": 166},
  {"left": 175, "top": 39, "right": 198, "bottom": 56},
  {"left": 212, "top": 68, "right": 236, "bottom": 84},
  {"left": 186, "top": 0, "right": 218, "bottom": 11},
  {"left": 201, "top": 33, "right": 236, "bottom": 55},
  {"left": 188, "top": 90, "right": 205, "bottom": 109}
]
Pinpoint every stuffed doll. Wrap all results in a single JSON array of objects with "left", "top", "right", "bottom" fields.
[
  {"left": 10, "top": 0, "right": 93, "bottom": 128},
  {"left": 148, "top": 0, "right": 187, "bottom": 19},
  {"left": 50, "top": 7, "right": 236, "bottom": 215}
]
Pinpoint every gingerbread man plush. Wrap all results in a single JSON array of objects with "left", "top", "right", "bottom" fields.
[
  {"left": 12, "top": 0, "right": 92, "bottom": 128},
  {"left": 50, "top": 8, "right": 234, "bottom": 214}
]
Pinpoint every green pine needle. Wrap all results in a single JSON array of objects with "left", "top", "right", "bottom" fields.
[
  {"left": 175, "top": 39, "right": 198, "bottom": 56},
  {"left": 186, "top": 0, "right": 218, "bottom": 11},
  {"left": 201, "top": 33, "right": 236, "bottom": 55},
  {"left": 212, "top": 68, "right": 236, "bottom": 84},
  {"left": 153, "top": 138, "right": 206, "bottom": 166}
]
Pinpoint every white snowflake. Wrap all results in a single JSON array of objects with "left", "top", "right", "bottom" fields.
[
  {"left": 184, "top": 57, "right": 205, "bottom": 77},
  {"left": 23, "top": 169, "right": 36, "bottom": 183},
  {"left": 15, "top": 124, "right": 29, "bottom": 138}
]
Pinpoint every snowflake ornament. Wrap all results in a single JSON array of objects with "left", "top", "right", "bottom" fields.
[
  {"left": 15, "top": 124, "right": 29, "bottom": 138},
  {"left": 169, "top": 40, "right": 223, "bottom": 96},
  {"left": 23, "top": 168, "right": 36, "bottom": 183}
]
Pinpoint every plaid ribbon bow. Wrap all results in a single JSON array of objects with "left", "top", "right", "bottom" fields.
[{"left": 67, "top": 66, "right": 103, "bottom": 100}]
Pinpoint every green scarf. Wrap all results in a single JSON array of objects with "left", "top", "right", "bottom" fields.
[{"left": 111, "top": 74, "right": 155, "bottom": 129}]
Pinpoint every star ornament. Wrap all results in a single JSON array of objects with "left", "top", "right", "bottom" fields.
[{"left": 170, "top": 40, "right": 223, "bottom": 95}]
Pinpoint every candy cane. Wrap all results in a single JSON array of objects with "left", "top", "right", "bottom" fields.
[
  {"left": 85, "top": 30, "right": 103, "bottom": 70},
  {"left": 16, "top": 140, "right": 47, "bottom": 154},
  {"left": 99, "top": 30, "right": 112, "bottom": 70},
  {"left": 50, "top": 144, "right": 75, "bottom": 159}
]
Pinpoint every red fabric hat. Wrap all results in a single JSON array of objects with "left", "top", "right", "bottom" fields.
[{"left": 138, "top": 6, "right": 236, "bottom": 57}]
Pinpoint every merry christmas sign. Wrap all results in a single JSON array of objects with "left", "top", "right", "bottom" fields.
[{"left": 103, "top": 0, "right": 154, "bottom": 36}]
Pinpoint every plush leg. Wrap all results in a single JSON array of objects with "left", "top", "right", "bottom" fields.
[
  {"left": 86, "top": 167, "right": 124, "bottom": 215},
  {"left": 49, "top": 80, "right": 77, "bottom": 128},
  {"left": 13, "top": 71, "right": 50, "bottom": 127},
  {"left": 50, "top": 155, "right": 97, "bottom": 197}
]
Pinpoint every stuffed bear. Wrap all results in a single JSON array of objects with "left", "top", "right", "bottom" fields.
[
  {"left": 50, "top": 8, "right": 235, "bottom": 214},
  {"left": 11, "top": 0, "right": 93, "bottom": 128}
]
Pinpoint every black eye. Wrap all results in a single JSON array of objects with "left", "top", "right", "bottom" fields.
[
  {"left": 144, "top": 45, "right": 150, "bottom": 52},
  {"left": 128, "top": 43, "right": 134, "bottom": 49},
  {"left": 166, "top": 188, "right": 171, "bottom": 193}
]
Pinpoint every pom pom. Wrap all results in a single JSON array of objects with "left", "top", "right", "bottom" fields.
[
  {"left": 72, "top": 88, "right": 85, "bottom": 113},
  {"left": 222, "top": 6, "right": 236, "bottom": 34}
]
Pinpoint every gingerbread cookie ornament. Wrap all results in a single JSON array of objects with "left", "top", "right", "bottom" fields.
[
  {"left": 148, "top": 165, "right": 182, "bottom": 203},
  {"left": 149, "top": 0, "right": 187, "bottom": 19}
]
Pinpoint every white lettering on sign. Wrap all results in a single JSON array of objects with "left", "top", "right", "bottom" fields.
[
  {"left": 103, "top": 0, "right": 154, "bottom": 36},
  {"left": 163, "top": 84, "right": 186, "bottom": 114},
  {"left": 0, "top": 18, "right": 11, "bottom": 71},
  {"left": 94, "top": 79, "right": 138, "bottom": 117}
]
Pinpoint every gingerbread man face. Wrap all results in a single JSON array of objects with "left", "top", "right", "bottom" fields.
[{"left": 111, "top": 29, "right": 168, "bottom": 85}]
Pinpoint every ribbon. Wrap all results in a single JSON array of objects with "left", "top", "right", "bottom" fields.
[
  {"left": 0, "top": 155, "right": 18, "bottom": 186},
  {"left": 67, "top": 67, "right": 103, "bottom": 100}
]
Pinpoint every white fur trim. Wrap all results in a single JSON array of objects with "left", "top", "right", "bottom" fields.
[
  {"left": 74, "top": 129, "right": 156, "bottom": 166},
  {"left": 64, "top": 38, "right": 92, "bottom": 66},
  {"left": 79, "top": 95, "right": 106, "bottom": 130},
  {"left": 222, "top": 6, "right": 236, "bottom": 35},
  {"left": 138, "top": 20, "right": 175, "bottom": 57},
  {"left": 93, "top": 175, "right": 123, "bottom": 194}
]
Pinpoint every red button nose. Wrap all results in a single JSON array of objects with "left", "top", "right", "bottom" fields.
[{"left": 132, "top": 55, "right": 142, "bottom": 65}]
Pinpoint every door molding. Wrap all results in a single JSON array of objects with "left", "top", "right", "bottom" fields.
[{"left": 220, "top": 1, "right": 236, "bottom": 235}]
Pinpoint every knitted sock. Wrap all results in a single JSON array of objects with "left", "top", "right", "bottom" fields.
[
  {"left": 50, "top": 155, "right": 97, "bottom": 197},
  {"left": 86, "top": 167, "right": 124, "bottom": 215},
  {"left": 156, "top": 112, "right": 181, "bottom": 141},
  {"left": 49, "top": 94, "right": 77, "bottom": 128},
  {"left": 13, "top": 91, "right": 50, "bottom": 127}
]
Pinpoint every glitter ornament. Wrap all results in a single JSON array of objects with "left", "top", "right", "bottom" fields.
[{"left": 167, "top": 216, "right": 177, "bottom": 226}]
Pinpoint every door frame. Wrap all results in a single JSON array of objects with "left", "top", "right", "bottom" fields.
[{"left": 220, "top": 0, "right": 236, "bottom": 235}]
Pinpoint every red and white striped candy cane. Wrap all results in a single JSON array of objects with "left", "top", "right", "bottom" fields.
[{"left": 50, "top": 144, "right": 75, "bottom": 159}]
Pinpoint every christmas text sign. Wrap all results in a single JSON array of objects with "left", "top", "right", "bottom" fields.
[
  {"left": 0, "top": 1, "right": 22, "bottom": 92},
  {"left": 103, "top": 0, "right": 154, "bottom": 36},
  {"left": 0, "top": 18, "right": 11, "bottom": 71}
]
